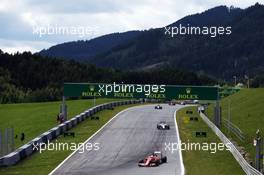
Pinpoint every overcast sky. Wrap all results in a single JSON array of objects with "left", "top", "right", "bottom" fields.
[{"left": 0, "top": 0, "right": 261, "bottom": 53}]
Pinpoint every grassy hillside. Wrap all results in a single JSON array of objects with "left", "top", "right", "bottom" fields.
[
  {"left": 0, "top": 98, "right": 116, "bottom": 149},
  {"left": 177, "top": 106, "right": 245, "bottom": 175},
  {"left": 0, "top": 104, "right": 139, "bottom": 175},
  {"left": 206, "top": 88, "right": 264, "bottom": 165}
]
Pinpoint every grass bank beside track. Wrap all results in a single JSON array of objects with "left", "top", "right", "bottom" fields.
[
  {"left": 177, "top": 106, "right": 245, "bottom": 175},
  {"left": 205, "top": 88, "right": 264, "bottom": 166},
  {"left": 0, "top": 99, "right": 117, "bottom": 148},
  {"left": 0, "top": 103, "right": 141, "bottom": 175}
]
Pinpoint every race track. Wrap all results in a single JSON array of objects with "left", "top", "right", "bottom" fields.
[{"left": 50, "top": 104, "right": 184, "bottom": 175}]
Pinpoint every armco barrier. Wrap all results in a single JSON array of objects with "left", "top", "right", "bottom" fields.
[
  {"left": 3, "top": 152, "right": 20, "bottom": 165},
  {"left": 0, "top": 100, "right": 141, "bottom": 166},
  {"left": 223, "top": 118, "right": 245, "bottom": 141},
  {"left": 76, "top": 115, "right": 82, "bottom": 123},
  {"left": 58, "top": 123, "right": 67, "bottom": 133},
  {"left": 49, "top": 126, "right": 60, "bottom": 138},
  {"left": 20, "top": 144, "right": 33, "bottom": 157},
  {"left": 70, "top": 118, "right": 77, "bottom": 127},
  {"left": 200, "top": 112, "right": 262, "bottom": 175}
]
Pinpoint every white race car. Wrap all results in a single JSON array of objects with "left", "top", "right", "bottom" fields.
[
  {"left": 155, "top": 105, "right": 162, "bottom": 109},
  {"left": 157, "top": 121, "right": 170, "bottom": 130}
]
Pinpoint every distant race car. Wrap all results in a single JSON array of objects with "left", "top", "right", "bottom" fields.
[
  {"left": 157, "top": 121, "right": 170, "bottom": 130},
  {"left": 180, "top": 101, "right": 186, "bottom": 105},
  {"left": 138, "top": 151, "right": 167, "bottom": 167},
  {"left": 193, "top": 100, "right": 199, "bottom": 104},
  {"left": 155, "top": 105, "right": 162, "bottom": 109},
  {"left": 168, "top": 102, "right": 176, "bottom": 106}
]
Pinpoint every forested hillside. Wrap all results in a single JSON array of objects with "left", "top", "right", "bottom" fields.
[
  {"left": 89, "top": 4, "right": 264, "bottom": 81},
  {"left": 39, "top": 4, "right": 264, "bottom": 83},
  {"left": 39, "top": 31, "right": 141, "bottom": 62},
  {"left": 0, "top": 50, "right": 215, "bottom": 103}
]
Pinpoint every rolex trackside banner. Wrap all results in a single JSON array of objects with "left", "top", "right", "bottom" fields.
[{"left": 63, "top": 82, "right": 218, "bottom": 100}]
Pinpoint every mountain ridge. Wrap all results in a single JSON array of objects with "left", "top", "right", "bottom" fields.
[
  {"left": 39, "top": 31, "right": 141, "bottom": 61},
  {"left": 38, "top": 3, "right": 264, "bottom": 81}
]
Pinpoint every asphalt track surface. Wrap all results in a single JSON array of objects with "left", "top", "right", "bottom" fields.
[{"left": 51, "top": 104, "right": 184, "bottom": 175}]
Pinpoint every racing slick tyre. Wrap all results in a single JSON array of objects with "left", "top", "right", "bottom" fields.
[
  {"left": 138, "top": 159, "right": 144, "bottom": 167},
  {"left": 161, "top": 156, "right": 167, "bottom": 163}
]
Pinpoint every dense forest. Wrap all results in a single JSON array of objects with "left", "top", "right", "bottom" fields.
[
  {"left": 89, "top": 4, "right": 264, "bottom": 81},
  {"left": 0, "top": 50, "right": 215, "bottom": 103},
  {"left": 39, "top": 31, "right": 141, "bottom": 62}
]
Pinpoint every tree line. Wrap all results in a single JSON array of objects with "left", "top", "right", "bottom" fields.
[{"left": 0, "top": 50, "right": 216, "bottom": 103}]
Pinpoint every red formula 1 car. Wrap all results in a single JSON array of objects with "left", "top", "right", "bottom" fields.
[{"left": 138, "top": 151, "right": 167, "bottom": 167}]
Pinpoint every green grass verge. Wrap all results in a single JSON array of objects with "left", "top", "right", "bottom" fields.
[
  {"left": 206, "top": 88, "right": 264, "bottom": 165},
  {"left": 0, "top": 103, "right": 140, "bottom": 175},
  {"left": 177, "top": 106, "right": 245, "bottom": 175},
  {"left": 0, "top": 99, "right": 117, "bottom": 149}
]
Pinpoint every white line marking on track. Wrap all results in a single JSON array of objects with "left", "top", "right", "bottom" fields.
[
  {"left": 49, "top": 105, "right": 150, "bottom": 175},
  {"left": 174, "top": 108, "right": 185, "bottom": 175}
]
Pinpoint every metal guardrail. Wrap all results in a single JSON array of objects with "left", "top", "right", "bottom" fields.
[
  {"left": 200, "top": 112, "right": 262, "bottom": 175},
  {"left": 0, "top": 100, "right": 142, "bottom": 166},
  {"left": 223, "top": 118, "right": 245, "bottom": 141}
]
